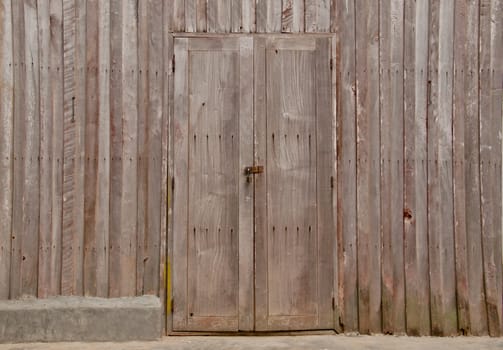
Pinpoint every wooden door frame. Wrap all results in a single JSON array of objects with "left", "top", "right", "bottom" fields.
[{"left": 165, "top": 33, "right": 337, "bottom": 335}]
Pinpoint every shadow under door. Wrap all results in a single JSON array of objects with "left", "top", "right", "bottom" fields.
[{"left": 172, "top": 36, "right": 335, "bottom": 332}]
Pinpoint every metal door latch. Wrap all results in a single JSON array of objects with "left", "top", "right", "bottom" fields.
[
  {"left": 244, "top": 166, "right": 264, "bottom": 176},
  {"left": 244, "top": 166, "right": 264, "bottom": 183}
]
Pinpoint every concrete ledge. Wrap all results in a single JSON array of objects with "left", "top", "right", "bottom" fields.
[{"left": 0, "top": 295, "right": 162, "bottom": 343}]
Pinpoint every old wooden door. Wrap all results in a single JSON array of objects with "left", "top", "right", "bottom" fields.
[
  {"left": 254, "top": 37, "right": 335, "bottom": 331},
  {"left": 172, "top": 37, "right": 254, "bottom": 332},
  {"left": 172, "top": 36, "right": 334, "bottom": 332}
]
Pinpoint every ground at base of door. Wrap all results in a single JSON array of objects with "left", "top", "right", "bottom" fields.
[{"left": 1, "top": 335, "right": 502, "bottom": 350}]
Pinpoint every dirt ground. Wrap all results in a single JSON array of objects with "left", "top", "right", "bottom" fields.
[{"left": 1, "top": 335, "right": 503, "bottom": 350}]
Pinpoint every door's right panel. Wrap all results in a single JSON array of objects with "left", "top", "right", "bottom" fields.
[{"left": 254, "top": 37, "right": 335, "bottom": 331}]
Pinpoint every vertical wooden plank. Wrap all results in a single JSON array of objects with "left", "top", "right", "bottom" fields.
[
  {"left": 231, "top": 0, "right": 241, "bottom": 32},
  {"left": 480, "top": 0, "right": 503, "bottom": 336},
  {"left": 379, "top": 0, "right": 405, "bottom": 334},
  {"left": 403, "top": 0, "right": 431, "bottom": 336},
  {"left": 331, "top": 33, "right": 341, "bottom": 333},
  {"left": 11, "top": 0, "right": 40, "bottom": 298},
  {"left": 62, "top": 0, "right": 85, "bottom": 296},
  {"left": 170, "top": 0, "right": 185, "bottom": 32},
  {"left": 80, "top": 0, "right": 111, "bottom": 297},
  {"left": 83, "top": 0, "right": 100, "bottom": 297},
  {"left": 185, "top": 0, "right": 196, "bottom": 32},
  {"left": 316, "top": 37, "right": 336, "bottom": 330},
  {"left": 238, "top": 36, "right": 254, "bottom": 331},
  {"left": 144, "top": 0, "right": 163, "bottom": 295},
  {"left": 119, "top": 0, "right": 138, "bottom": 297},
  {"left": 355, "top": 0, "right": 381, "bottom": 334},
  {"left": 335, "top": 0, "right": 358, "bottom": 332},
  {"left": 172, "top": 37, "right": 188, "bottom": 329},
  {"left": 256, "top": 0, "right": 281, "bottom": 33},
  {"left": 94, "top": 0, "right": 110, "bottom": 298},
  {"left": 109, "top": 0, "right": 123, "bottom": 298},
  {"left": 196, "top": 0, "right": 207, "bottom": 32},
  {"left": 136, "top": 0, "right": 149, "bottom": 296},
  {"left": 0, "top": 0, "right": 14, "bottom": 299},
  {"left": 207, "top": 0, "right": 228, "bottom": 32},
  {"left": 241, "top": 0, "right": 255, "bottom": 32},
  {"left": 305, "top": 0, "right": 331, "bottom": 32},
  {"left": 38, "top": 0, "right": 63, "bottom": 298},
  {"left": 427, "top": 0, "right": 457, "bottom": 336},
  {"left": 253, "top": 36, "right": 267, "bottom": 330},
  {"left": 281, "top": 0, "right": 304, "bottom": 33},
  {"left": 452, "top": 0, "right": 487, "bottom": 335}
]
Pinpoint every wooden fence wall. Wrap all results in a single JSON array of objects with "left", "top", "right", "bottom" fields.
[{"left": 0, "top": 0, "right": 502, "bottom": 337}]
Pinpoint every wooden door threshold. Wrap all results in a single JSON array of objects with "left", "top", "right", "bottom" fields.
[{"left": 167, "top": 330, "right": 338, "bottom": 336}]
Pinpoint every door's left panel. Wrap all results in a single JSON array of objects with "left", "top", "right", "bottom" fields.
[{"left": 172, "top": 37, "right": 254, "bottom": 332}]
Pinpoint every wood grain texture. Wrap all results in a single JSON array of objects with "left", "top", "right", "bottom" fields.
[
  {"left": 38, "top": 0, "right": 63, "bottom": 298},
  {"left": 379, "top": 0, "right": 405, "bottom": 335},
  {"left": 281, "top": 0, "right": 305, "bottom": 32},
  {"left": 479, "top": 0, "right": 503, "bottom": 336},
  {"left": 241, "top": 0, "right": 255, "bottom": 32},
  {"left": 305, "top": 0, "right": 330, "bottom": 32},
  {"left": 207, "top": 0, "right": 232, "bottom": 33},
  {"left": 144, "top": 0, "right": 163, "bottom": 296},
  {"left": 355, "top": 0, "right": 381, "bottom": 335},
  {"left": 0, "top": 0, "right": 13, "bottom": 300},
  {"left": 238, "top": 37, "right": 254, "bottom": 331},
  {"left": 256, "top": 0, "right": 281, "bottom": 32},
  {"left": 427, "top": 0, "right": 457, "bottom": 336},
  {"left": 335, "top": 0, "right": 358, "bottom": 333},
  {"left": 61, "top": 0, "right": 86, "bottom": 296},
  {"left": 108, "top": 0, "right": 123, "bottom": 298},
  {"left": 403, "top": 0, "right": 431, "bottom": 336},
  {"left": 119, "top": 0, "right": 139, "bottom": 297},
  {"left": 11, "top": 0, "right": 40, "bottom": 298}
]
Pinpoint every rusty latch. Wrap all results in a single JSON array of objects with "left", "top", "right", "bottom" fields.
[{"left": 244, "top": 166, "right": 264, "bottom": 176}]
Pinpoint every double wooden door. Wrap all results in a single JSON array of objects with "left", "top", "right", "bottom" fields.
[{"left": 172, "top": 36, "right": 335, "bottom": 332}]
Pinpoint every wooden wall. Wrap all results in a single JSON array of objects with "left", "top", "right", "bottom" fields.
[{"left": 0, "top": 0, "right": 502, "bottom": 337}]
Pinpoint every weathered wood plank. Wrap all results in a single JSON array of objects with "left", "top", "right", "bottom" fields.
[
  {"left": 305, "top": 0, "right": 330, "bottom": 32},
  {"left": 315, "top": 37, "right": 336, "bottom": 330},
  {"left": 144, "top": 0, "right": 163, "bottom": 295},
  {"left": 335, "top": 0, "right": 358, "bottom": 332},
  {"left": 185, "top": 0, "right": 197, "bottom": 32},
  {"left": 119, "top": 0, "right": 139, "bottom": 297},
  {"left": 331, "top": 33, "right": 341, "bottom": 333},
  {"left": 241, "top": 0, "right": 255, "bottom": 32},
  {"left": 281, "top": 0, "right": 304, "bottom": 32},
  {"left": 256, "top": 0, "right": 281, "bottom": 33},
  {"left": 207, "top": 0, "right": 231, "bottom": 33},
  {"left": 355, "top": 0, "right": 381, "bottom": 334},
  {"left": 62, "top": 0, "right": 86, "bottom": 297},
  {"left": 380, "top": 0, "right": 405, "bottom": 335},
  {"left": 0, "top": 0, "right": 14, "bottom": 299},
  {"left": 171, "top": 0, "right": 185, "bottom": 32},
  {"left": 427, "top": 0, "right": 457, "bottom": 336},
  {"left": 238, "top": 37, "right": 254, "bottom": 331},
  {"left": 109, "top": 0, "right": 124, "bottom": 298},
  {"left": 196, "top": 0, "right": 207, "bottom": 32},
  {"left": 479, "top": 0, "right": 503, "bottom": 336},
  {"left": 253, "top": 36, "right": 267, "bottom": 329},
  {"left": 403, "top": 0, "right": 431, "bottom": 336},
  {"left": 83, "top": 0, "right": 100, "bottom": 297},
  {"left": 172, "top": 37, "right": 189, "bottom": 330},
  {"left": 231, "top": 0, "right": 241, "bottom": 32},
  {"left": 38, "top": 0, "right": 63, "bottom": 298},
  {"left": 11, "top": 0, "right": 41, "bottom": 298},
  {"left": 95, "top": 0, "right": 111, "bottom": 298},
  {"left": 136, "top": 0, "right": 149, "bottom": 296}
]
